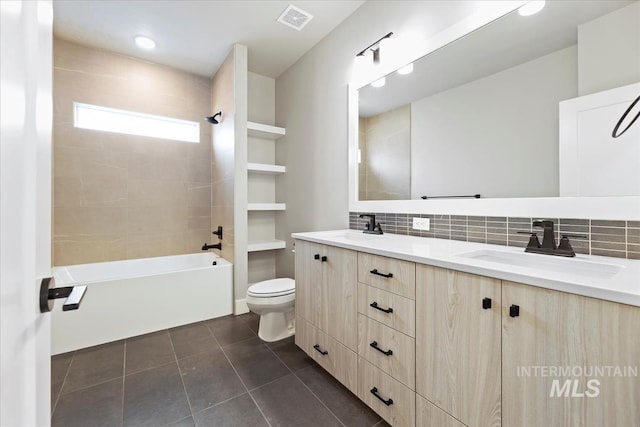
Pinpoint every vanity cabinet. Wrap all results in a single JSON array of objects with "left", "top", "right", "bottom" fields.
[
  {"left": 416, "top": 265, "right": 502, "bottom": 427},
  {"left": 502, "top": 281, "right": 640, "bottom": 427},
  {"left": 294, "top": 240, "right": 358, "bottom": 351}
]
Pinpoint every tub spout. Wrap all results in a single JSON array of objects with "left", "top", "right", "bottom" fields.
[{"left": 202, "top": 242, "right": 222, "bottom": 251}]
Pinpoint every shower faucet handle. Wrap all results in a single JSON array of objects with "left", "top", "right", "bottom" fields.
[{"left": 212, "top": 226, "right": 223, "bottom": 239}]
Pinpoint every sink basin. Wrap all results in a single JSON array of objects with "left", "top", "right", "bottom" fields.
[
  {"left": 322, "top": 231, "right": 385, "bottom": 242},
  {"left": 457, "top": 249, "right": 624, "bottom": 279}
]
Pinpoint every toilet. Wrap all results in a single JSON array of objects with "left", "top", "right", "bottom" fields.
[{"left": 246, "top": 278, "right": 295, "bottom": 342}]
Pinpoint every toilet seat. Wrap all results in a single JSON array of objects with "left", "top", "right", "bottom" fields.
[{"left": 247, "top": 278, "right": 295, "bottom": 298}]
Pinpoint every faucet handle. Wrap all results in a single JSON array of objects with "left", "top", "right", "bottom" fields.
[{"left": 517, "top": 231, "right": 541, "bottom": 249}]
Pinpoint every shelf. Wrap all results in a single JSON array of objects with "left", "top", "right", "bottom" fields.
[
  {"left": 247, "top": 163, "right": 286, "bottom": 174},
  {"left": 247, "top": 239, "right": 286, "bottom": 252},
  {"left": 247, "top": 121, "right": 286, "bottom": 139},
  {"left": 247, "top": 203, "right": 286, "bottom": 211}
]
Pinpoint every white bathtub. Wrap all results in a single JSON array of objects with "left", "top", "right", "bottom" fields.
[{"left": 51, "top": 253, "right": 232, "bottom": 355}]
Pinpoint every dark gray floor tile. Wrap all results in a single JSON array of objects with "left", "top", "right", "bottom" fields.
[
  {"left": 178, "top": 348, "right": 245, "bottom": 412},
  {"left": 165, "top": 416, "right": 195, "bottom": 427},
  {"left": 193, "top": 394, "right": 267, "bottom": 427},
  {"left": 62, "top": 341, "right": 124, "bottom": 394},
  {"left": 267, "top": 336, "right": 314, "bottom": 372},
  {"left": 296, "top": 364, "right": 381, "bottom": 427},
  {"left": 52, "top": 378, "right": 123, "bottom": 427},
  {"left": 251, "top": 374, "right": 342, "bottom": 427},
  {"left": 126, "top": 330, "right": 174, "bottom": 374},
  {"left": 224, "top": 337, "right": 289, "bottom": 389},
  {"left": 51, "top": 351, "right": 74, "bottom": 406},
  {"left": 207, "top": 315, "right": 256, "bottom": 347},
  {"left": 238, "top": 312, "right": 260, "bottom": 334},
  {"left": 123, "top": 362, "right": 190, "bottom": 427},
  {"left": 169, "top": 322, "right": 219, "bottom": 359}
]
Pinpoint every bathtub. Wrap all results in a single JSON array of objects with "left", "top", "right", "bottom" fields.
[{"left": 51, "top": 253, "right": 232, "bottom": 355}]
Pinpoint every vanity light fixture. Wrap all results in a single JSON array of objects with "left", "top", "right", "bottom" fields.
[
  {"left": 518, "top": 1, "right": 545, "bottom": 17},
  {"left": 397, "top": 63, "right": 414, "bottom": 75},
  {"left": 134, "top": 35, "right": 156, "bottom": 50},
  {"left": 371, "top": 77, "right": 386, "bottom": 88}
]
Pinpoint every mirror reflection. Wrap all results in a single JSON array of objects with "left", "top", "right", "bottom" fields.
[{"left": 357, "top": 1, "right": 637, "bottom": 200}]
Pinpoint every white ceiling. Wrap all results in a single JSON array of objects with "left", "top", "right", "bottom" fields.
[{"left": 52, "top": 0, "right": 365, "bottom": 78}]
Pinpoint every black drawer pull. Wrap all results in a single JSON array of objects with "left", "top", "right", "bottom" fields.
[
  {"left": 321, "top": 256, "right": 327, "bottom": 262},
  {"left": 370, "top": 301, "right": 393, "bottom": 314},
  {"left": 370, "top": 387, "right": 393, "bottom": 406},
  {"left": 370, "top": 269, "right": 393, "bottom": 278},
  {"left": 314, "top": 254, "right": 320, "bottom": 260},
  {"left": 510, "top": 304, "right": 520, "bottom": 318},
  {"left": 313, "top": 344, "right": 328, "bottom": 355},
  {"left": 482, "top": 297, "right": 492, "bottom": 310},
  {"left": 370, "top": 341, "right": 393, "bottom": 356}
]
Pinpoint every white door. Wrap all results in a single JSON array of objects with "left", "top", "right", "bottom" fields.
[{"left": 1, "top": 1, "right": 53, "bottom": 426}]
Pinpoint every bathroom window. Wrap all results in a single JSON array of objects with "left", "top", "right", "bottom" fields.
[{"left": 73, "top": 102, "right": 200, "bottom": 143}]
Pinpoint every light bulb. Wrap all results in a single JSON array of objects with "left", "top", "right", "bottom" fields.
[
  {"left": 397, "top": 63, "right": 414, "bottom": 75},
  {"left": 135, "top": 36, "right": 156, "bottom": 50},
  {"left": 518, "top": 1, "right": 545, "bottom": 17},
  {"left": 371, "top": 77, "right": 386, "bottom": 88}
]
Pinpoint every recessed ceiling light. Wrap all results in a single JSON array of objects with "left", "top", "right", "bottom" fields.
[
  {"left": 518, "top": 1, "right": 545, "bottom": 17},
  {"left": 371, "top": 77, "right": 386, "bottom": 88},
  {"left": 134, "top": 35, "right": 156, "bottom": 50},
  {"left": 397, "top": 63, "right": 414, "bottom": 75}
]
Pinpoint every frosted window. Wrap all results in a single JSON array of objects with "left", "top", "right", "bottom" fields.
[{"left": 73, "top": 102, "right": 200, "bottom": 143}]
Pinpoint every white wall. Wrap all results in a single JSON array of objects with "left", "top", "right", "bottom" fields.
[
  {"left": 274, "top": 1, "right": 485, "bottom": 278},
  {"left": 578, "top": 1, "right": 640, "bottom": 96},
  {"left": 411, "top": 46, "right": 577, "bottom": 199}
]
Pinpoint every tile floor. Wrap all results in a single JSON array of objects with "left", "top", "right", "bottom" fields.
[{"left": 51, "top": 313, "right": 388, "bottom": 427}]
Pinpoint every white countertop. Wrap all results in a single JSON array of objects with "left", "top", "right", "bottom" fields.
[{"left": 292, "top": 229, "right": 640, "bottom": 308}]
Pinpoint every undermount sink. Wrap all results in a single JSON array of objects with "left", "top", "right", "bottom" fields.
[
  {"left": 323, "top": 230, "right": 385, "bottom": 241},
  {"left": 457, "top": 249, "right": 624, "bottom": 279}
]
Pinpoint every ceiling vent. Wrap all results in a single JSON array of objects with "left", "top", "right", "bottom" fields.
[{"left": 277, "top": 4, "right": 313, "bottom": 31}]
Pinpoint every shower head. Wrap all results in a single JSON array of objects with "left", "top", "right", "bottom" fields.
[{"left": 205, "top": 111, "right": 222, "bottom": 124}]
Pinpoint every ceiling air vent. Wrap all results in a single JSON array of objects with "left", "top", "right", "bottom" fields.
[{"left": 277, "top": 4, "right": 313, "bottom": 31}]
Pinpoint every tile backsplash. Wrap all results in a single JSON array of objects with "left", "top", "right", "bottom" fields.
[{"left": 349, "top": 212, "right": 640, "bottom": 260}]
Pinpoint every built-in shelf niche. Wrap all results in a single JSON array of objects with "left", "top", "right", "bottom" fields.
[
  {"left": 247, "top": 239, "right": 287, "bottom": 252},
  {"left": 247, "top": 121, "right": 285, "bottom": 139},
  {"left": 247, "top": 162, "right": 286, "bottom": 174},
  {"left": 247, "top": 203, "right": 286, "bottom": 211}
]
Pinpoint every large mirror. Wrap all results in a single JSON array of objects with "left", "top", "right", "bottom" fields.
[{"left": 356, "top": 0, "right": 638, "bottom": 201}]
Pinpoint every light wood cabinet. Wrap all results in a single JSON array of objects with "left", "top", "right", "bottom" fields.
[
  {"left": 502, "top": 281, "right": 640, "bottom": 427},
  {"left": 416, "top": 265, "right": 502, "bottom": 427},
  {"left": 358, "top": 252, "right": 416, "bottom": 299},
  {"left": 358, "top": 283, "right": 416, "bottom": 337},
  {"left": 358, "top": 357, "right": 416, "bottom": 427},
  {"left": 294, "top": 240, "right": 357, "bottom": 351},
  {"left": 416, "top": 394, "right": 466, "bottom": 427}
]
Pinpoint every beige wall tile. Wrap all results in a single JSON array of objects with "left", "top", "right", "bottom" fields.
[{"left": 54, "top": 235, "right": 127, "bottom": 266}]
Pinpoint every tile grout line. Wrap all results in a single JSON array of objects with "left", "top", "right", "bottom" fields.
[
  {"left": 168, "top": 329, "right": 196, "bottom": 424},
  {"left": 50, "top": 351, "right": 76, "bottom": 418},
  {"left": 264, "top": 342, "right": 347, "bottom": 427},
  {"left": 204, "top": 321, "right": 274, "bottom": 427}
]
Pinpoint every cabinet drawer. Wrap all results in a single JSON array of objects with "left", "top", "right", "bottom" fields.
[
  {"left": 358, "top": 314, "right": 415, "bottom": 390},
  {"left": 358, "top": 357, "right": 415, "bottom": 427},
  {"left": 416, "top": 394, "right": 466, "bottom": 427},
  {"left": 358, "top": 283, "right": 415, "bottom": 337},
  {"left": 296, "top": 316, "right": 357, "bottom": 394},
  {"left": 358, "top": 253, "right": 415, "bottom": 299}
]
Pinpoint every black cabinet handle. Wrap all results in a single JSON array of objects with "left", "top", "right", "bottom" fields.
[
  {"left": 509, "top": 304, "right": 520, "bottom": 317},
  {"left": 370, "top": 387, "right": 393, "bottom": 406},
  {"left": 314, "top": 254, "right": 320, "bottom": 260},
  {"left": 370, "top": 301, "right": 393, "bottom": 314},
  {"left": 482, "top": 297, "right": 492, "bottom": 310},
  {"left": 313, "top": 344, "right": 328, "bottom": 355},
  {"left": 321, "top": 256, "right": 327, "bottom": 262},
  {"left": 370, "top": 269, "right": 393, "bottom": 278},
  {"left": 369, "top": 341, "right": 393, "bottom": 356}
]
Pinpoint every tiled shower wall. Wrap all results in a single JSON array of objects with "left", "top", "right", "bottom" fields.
[
  {"left": 53, "top": 39, "right": 213, "bottom": 266},
  {"left": 349, "top": 213, "right": 640, "bottom": 260}
]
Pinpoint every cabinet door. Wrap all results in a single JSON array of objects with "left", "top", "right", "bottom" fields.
[
  {"left": 416, "top": 265, "right": 501, "bottom": 427},
  {"left": 294, "top": 240, "right": 324, "bottom": 326},
  {"left": 323, "top": 245, "right": 358, "bottom": 351},
  {"left": 502, "top": 282, "right": 640, "bottom": 427}
]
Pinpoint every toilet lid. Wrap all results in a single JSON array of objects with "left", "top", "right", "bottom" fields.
[{"left": 247, "top": 278, "right": 295, "bottom": 297}]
